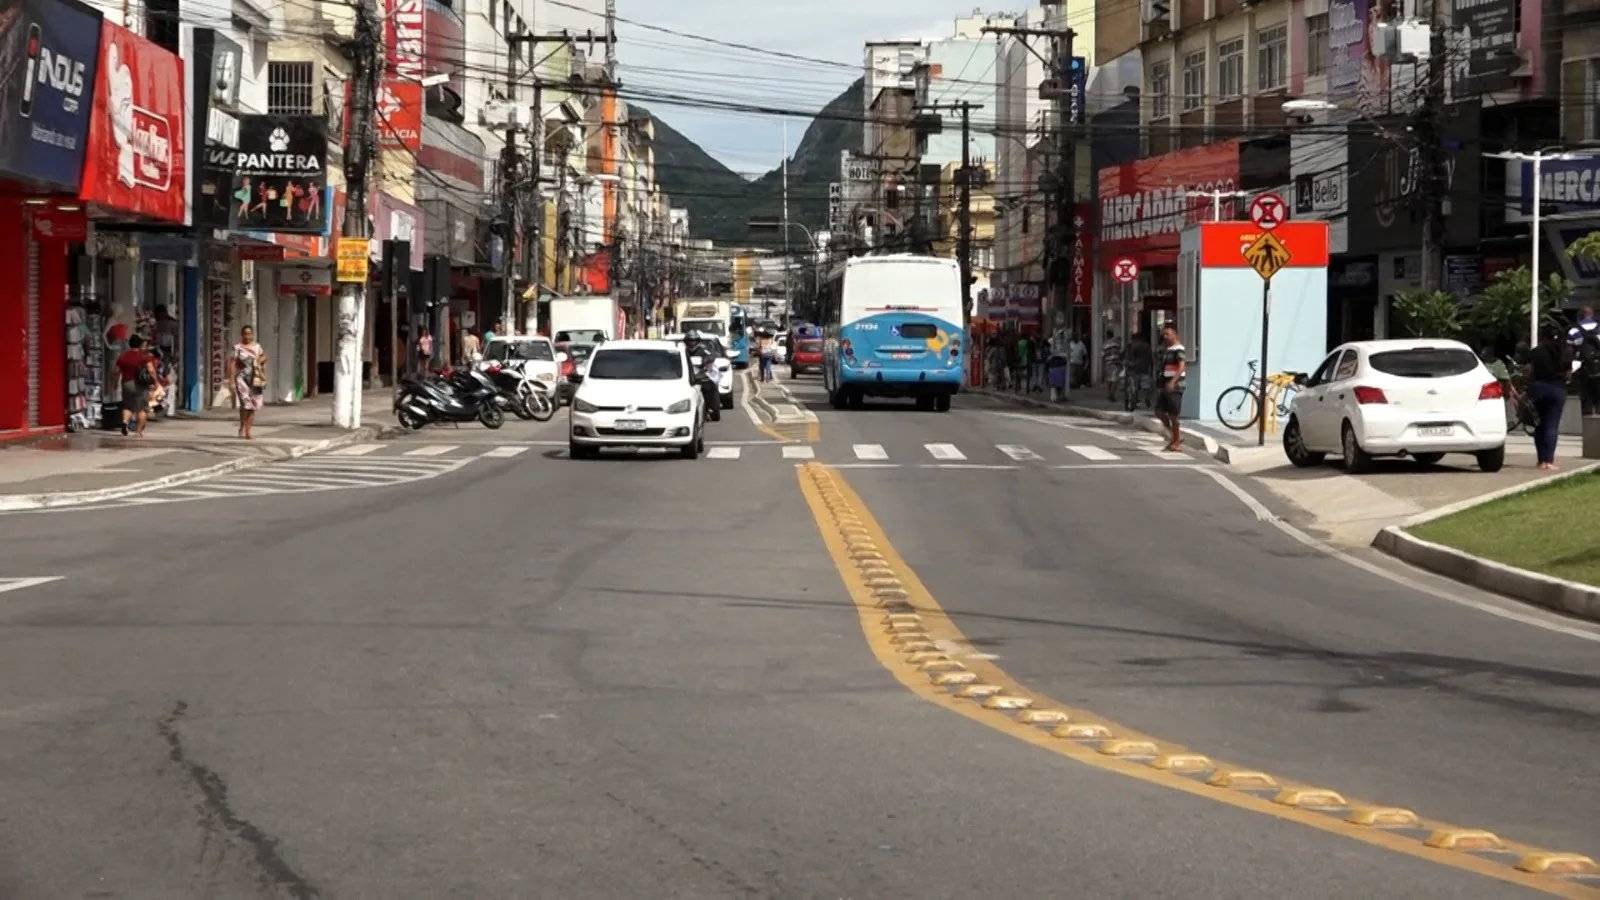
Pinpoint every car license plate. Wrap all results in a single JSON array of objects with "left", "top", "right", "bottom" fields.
[
  {"left": 892, "top": 352, "right": 912, "bottom": 360},
  {"left": 615, "top": 419, "right": 647, "bottom": 431},
  {"left": 1418, "top": 425, "right": 1453, "bottom": 437}
]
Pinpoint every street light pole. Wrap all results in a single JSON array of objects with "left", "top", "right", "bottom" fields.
[{"left": 1487, "top": 150, "right": 1578, "bottom": 348}]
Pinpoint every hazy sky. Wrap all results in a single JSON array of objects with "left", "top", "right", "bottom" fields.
[{"left": 611, "top": 2, "right": 996, "bottom": 178}]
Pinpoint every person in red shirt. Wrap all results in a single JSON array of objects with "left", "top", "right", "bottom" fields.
[{"left": 114, "top": 335, "right": 156, "bottom": 436}]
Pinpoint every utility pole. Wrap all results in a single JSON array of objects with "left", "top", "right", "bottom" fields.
[
  {"left": 1417, "top": 0, "right": 1448, "bottom": 293},
  {"left": 981, "top": 20, "right": 1075, "bottom": 331},
  {"left": 1053, "top": 30, "right": 1076, "bottom": 333},
  {"left": 782, "top": 117, "right": 790, "bottom": 322},
  {"left": 333, "top": 0, "right": 380, "bottom": 428},
  {"left": 497, "top": 34, "right": 521, "bottom": 336},
  {"left": 921, "top": 101, "right": 983, "bottom": 326},
  {"left": 958, "top": 101, "right": 973, "bottom": 328}
]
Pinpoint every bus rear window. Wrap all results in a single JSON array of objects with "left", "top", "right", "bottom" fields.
[{"left": 897, "top": 323, "right": 937, "bottom": 339}]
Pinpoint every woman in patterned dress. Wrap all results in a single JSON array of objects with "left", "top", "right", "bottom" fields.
[{"left": 229, "top": 326, "right": 267, "bottom": 439}]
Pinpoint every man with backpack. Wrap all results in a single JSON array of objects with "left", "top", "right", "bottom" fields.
[
  {"left": 1566, "top": 305, "right": 1600, "bottom": 415},
  {"left": 115, "top": 335, "right": 158, "bottom": 437}
]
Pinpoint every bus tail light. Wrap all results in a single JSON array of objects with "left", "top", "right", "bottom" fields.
[{"left": 841, "top": 339, "right": 853, "bottom": 358}]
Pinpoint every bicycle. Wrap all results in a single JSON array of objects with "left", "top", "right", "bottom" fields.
[
  {"left": 1216, "top": 360, "right": 1300, "bottom": 431},
  {"left": 1503, "top": 376, "right": 1536, "bottom": 437}
]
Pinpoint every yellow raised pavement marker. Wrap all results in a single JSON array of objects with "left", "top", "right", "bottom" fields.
[{"left": 796, "top": 463, "right": 1600, "bottom": 898}]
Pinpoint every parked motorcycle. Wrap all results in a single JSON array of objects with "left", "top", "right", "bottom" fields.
[{"left": 394, "top": 368, "right": 505, "bottom": 430}]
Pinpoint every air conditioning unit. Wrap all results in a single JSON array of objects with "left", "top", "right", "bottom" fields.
[{"left": 1141, "top": 0, "right": 1172, "bottom": 39}]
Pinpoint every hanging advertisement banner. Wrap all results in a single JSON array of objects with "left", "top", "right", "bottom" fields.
[
  {"left": 0, "top": 0, "right": 102, "bottom": 190},
  {"left": 78, "top": 21, "right": 187, "bottom": 222},
  {"left": 230, "top": 114, "right": 329, "bottom": 234},
  {"left": 1327, "top": 0, "right": 1367, "bottom": 102},
  {"left": 378, "top": 78, "right": 423, "bottom": 151},
  {"left": 1098, "top": 140, "right": 1241, "bottom": 268},
  {"left": 384, "top": 0, "right": 423, "bottom": 81},
  {"left": 1453, "top": 0, "right": 1517, "bottom": 95}
]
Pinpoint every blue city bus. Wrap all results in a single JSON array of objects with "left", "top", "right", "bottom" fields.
[
  {"left": 821, "top": 255, "right": 965, "bottom": 411},
  {"left": 728, "top": 303, "right": 751, "bottom": 368}
]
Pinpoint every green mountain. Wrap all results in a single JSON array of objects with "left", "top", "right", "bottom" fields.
[{"left": 638, "top": 77, "right": 864, "bottom": 247}]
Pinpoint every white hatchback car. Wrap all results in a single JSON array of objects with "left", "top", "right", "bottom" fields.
[
  {"left": 568, "top": 339, "right": 707, "bottom": 459},
  {"left": 1283, "top": 339, "right": 1507, "bottom": 472}
]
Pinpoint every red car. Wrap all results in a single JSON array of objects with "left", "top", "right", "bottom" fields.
[{"left": 789, "top": 335, "right": 824, "bottom": 376}]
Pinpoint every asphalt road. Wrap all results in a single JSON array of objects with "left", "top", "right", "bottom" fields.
[{"left": 0, "top": 374, "right": 1594, "bottom": 898}]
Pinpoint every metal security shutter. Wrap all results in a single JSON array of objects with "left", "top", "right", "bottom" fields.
[{"left": 25, "top": 234, "right": 40, "bottom": 429}]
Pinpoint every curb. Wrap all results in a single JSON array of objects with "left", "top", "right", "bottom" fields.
[
  {"left": 970, "top": 388, "right": 1230, "bottom": 462},
  {"left": 0, "top": 424, "right": 402, "bottom": 512},
  {"left": 744, "top": 371, "right": 813, "bottom": 425},
  {"left": 1370, "top": 462, "right": 1600, "bottom": 623},
  {"left": 1372, "top": 527, "right": 1600, "bottom": 623}
]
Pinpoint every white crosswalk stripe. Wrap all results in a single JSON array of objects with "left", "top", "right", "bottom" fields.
[
  {"left": 1142, "top": 445, "right": 1181, "bottom": 457},
  {"left": 480, "top": 445, "right": 529, "bottom": 458},
  {"left": 925, "top": 443, "right": 965, "bottom": 460},
  {"left": 707, "top": 446, "right": 741, "bottom": 459},
  {"left": 996, "top": 444, "right": 1042, "bottom": 461},
  {"left": 1065, "top": 445, "right": 1119, "bottom": 461},
  {"left": 782, "top": 445, "right": 815, "bottom": 459},
  {"left": 327, "top": 443, "right": 384, "bottom": 456},
  {"left": 853, "top": 444, "right": 888, "bottom": 460},
  {"left": 402, "top": 445, "right": 457, "bottom": 456}
]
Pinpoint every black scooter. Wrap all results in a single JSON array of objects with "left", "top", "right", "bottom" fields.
[{"left": 395, "top": 368, "right": 504, "bottom": 431}]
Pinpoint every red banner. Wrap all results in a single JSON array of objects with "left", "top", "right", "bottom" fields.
[
  {"left": 1070, "top": 202, "right": 1093, "bottom": 306},
  {"left": 79, "top": 23, "right": 187, "bottom": 223},
  {"left": 384, "top": 0, "right": 424, "bottom": 81},
  {"left": 378, "top": 79, "right": 423, "bottom": 151},
  {"left": 1097, "top": 141, "right": 1240, "bottom": 268}
]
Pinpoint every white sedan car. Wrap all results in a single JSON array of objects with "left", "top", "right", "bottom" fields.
[
  {"left": 1283, "top": 338, "right": 1507, "bottom": 473},
  {"left": 568, "top": 339, "right": 707, "bottom": 459}
]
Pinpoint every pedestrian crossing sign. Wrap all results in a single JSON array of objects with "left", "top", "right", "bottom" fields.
[{"left": 1243, "top": 232, "right": 1291, "bottom": 281}]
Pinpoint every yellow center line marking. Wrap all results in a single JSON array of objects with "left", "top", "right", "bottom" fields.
[{"left": 795, "top": 462, "right": 1600, "bottom": 898}]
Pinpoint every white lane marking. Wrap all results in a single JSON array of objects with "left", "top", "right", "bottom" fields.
[
  {"left": 155, "top": 489, "right": 235, "bottom": 499},
  {"left": 824, "top": 462, "right": 899, "bottom": 469},
  {"left": 1192, "top": 467, "right": 1600, "bottom": 645},
  {"left": 925, "top": 443, "right": 966, "bottom": 460},
  {"left": 782, "top": 445, "right": 815, "bottom": 459},
  {"left": 996, "top": 444, "right": 1042, "bottom": 461},
  {"left": 707, "top": 446, "right": 741, "bottom": 459},
  {"left": 1049, "top": 463, "right": 1199, "bottom": 470},
  {"left": 853, "top": 444, "right": 888, "bottom": 460},
  {"left": 739, "top": 373, "right": 765, "bottom": 426},
  {"left": 480, "top": 446, "right": 529, "bottom": 458},
  {"left": 403, "top": 445, "right": 458, "bottom": 456},
  {"left": 917, "top": 464, "right": 1019, "bottom": 470},
  {"left": 1066, "top": 445, "right": 1120, "bottom": 461},
  {"left": 0, "top": 577, "right": 64, "bottom": 595},
  {"left": 327, "top": 444, "right": 383, "bottom": 456}
]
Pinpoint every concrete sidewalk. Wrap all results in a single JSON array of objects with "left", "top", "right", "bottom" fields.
[{"left": 0, "top": 390, "right": 400, "bottom": 511}]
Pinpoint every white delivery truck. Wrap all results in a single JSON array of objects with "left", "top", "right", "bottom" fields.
[
  {"left": 673, "top": 298, "right": 731, "bottom": 340},
  {"left": 549, "top": 295, "right": 622, "bottom": 344}
]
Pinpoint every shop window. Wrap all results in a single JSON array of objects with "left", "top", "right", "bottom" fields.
[
  {"left": 1148, "top": 60, "right": 1172, "bottom": 118},
  {"left": 1181, "top": 51, "right": 1206, "bottom": 112},
  {"left": 1257, "top": 25, "right": 1288, "bottom": 91},
  {"left": 1561, "top": 58, "right": 1600, "bottom": 143},
  {"left": 1306, "top": 15, "right": 1329, "bottom": 76},
  {"left": 268, "top": 61, "right": 316, "bottom": 115},
  {"left": 1218, "top": 39, "right": 1244, "bottom": 100}
]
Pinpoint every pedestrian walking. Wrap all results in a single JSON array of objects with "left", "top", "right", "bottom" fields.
[
  {"left": 1068, "top": 332, "right": 1088, "bottom": 389},
  {"left": 1013, "top": 333, "right": 1031, "bottom": 393},
  {"left": 230, "top": 326, "right": 268, "bottom": 440},
  {"left": 1528, "top": 322, "right": 1572, "bottom": 471},
  {"left": 757, "top": 330, "right": 775, "bottom": 382},
  {"left": 1566, "top": 305, "right": 1600, "bottom": 415},
  {"left": 114, "top": 335, "right": 157, "bottom": 437},
  {"left": 1157, "top": 324, "right": 1187, "bottom": 452},
  {"left": 1102, "top": 328, "right": 1123, "bottom": 401},
  {"left": 462, "top": 329, "right": 482, "bottom": 364},
  {"left": 1127, "top": 330, "right": 1155, "bottom": 409},
  {"left": 418, "top": 327, "right": 434, "bottom": 374}
]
